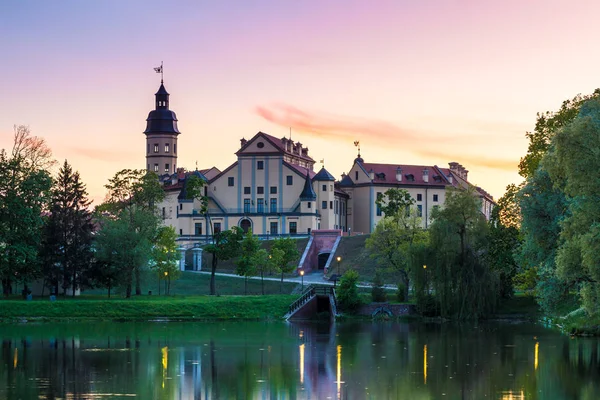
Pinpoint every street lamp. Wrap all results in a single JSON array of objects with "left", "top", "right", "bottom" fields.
[
  {"left": 164, "top": 271, "right": 168, "bottom": 295},
  {"left": 336, "top": 256, "right": 342, "bottom": 276},
  {"left": 300, "top": 270, "right": 305, "bottom": 291}
]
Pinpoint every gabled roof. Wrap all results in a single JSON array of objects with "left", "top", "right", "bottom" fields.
[
  {"left": 339, "top": 174, "right": 354, "bottom": 187},
  {"left": 360, "top": 162, "right": 448, "bottom": 187},
  {"left": 236, "top": 131, "right": 315, "bottom": 162},
  {"left": 299, "top": 171, "right": 317, "bottom": 200},
  {"left": 313, "top": 167, "right": 335, "bottom": 181}
]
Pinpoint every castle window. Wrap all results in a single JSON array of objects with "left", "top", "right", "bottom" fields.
[
  {"left": 417, "top": 205, "right": 423, "bottom": 217},
  {"left": 270, "top": 186, "right": 277, "bottom": 194},
  {"left": 322, "top": 201, "right": 327, "bottom": 209},
  {"left": 154, "top": 144, "right": 159, "bottom": 153},
  {"left": 154, "top": 164, "right": 159, "bottom": 172},
  {"left": 433, "top": 194, "right": 439, "bottom": 202},
  {"left": 322, "top": 184, "right": 326, "bottom": 192},
  {"left": 307, "top": 202, "right": 312, "bottom": 209},
  {"left": 417, "top": 194, "right": 422, "bottom": 201},
  {"left": 244, "top": 186, "right": 251, "bottom": 195},
  {"left": 286, "top": 175, "right": 293, "bottom": 185},
  {"left": 257, "top": 186, "right": 264, "bottom": 194},
  {"left": 376, "top": 192, "right": 382, "bottom": 216},
  {"left": 147, "top": 144, "right": 150, "bottom": 154},
  {"left": 257, "top": 142, "right": 265, "bottom": 148},
  {"left": 289, "top": 222, "right": 297, "bottom": 235},
  {"left": 257, "top": 161, "right": 264, "bottom": 170},
  {"left": 174, "top": 144, "right": 177, "bottom": 154},
  {"left": 270, "top": 198, "right": 277, "bottom": 213},
  {"left": 179, "top": 204, "right": 182, "bottom": 211},
  {"left": 213, "top": 223, "right": 221, "bottom": 234},
  {"left": 165, "top": 164, "right": 169, "bottom": 173},
  {"left": 165, "top": 144, "right": 170, "bottom": 153},
  {"left": 330, "top": 201, "right": 333, "bottom": 209},
  {"left": 270, "top": 221, "right": 278, "bottom": 235},
  {"left": 355, "top": 171, "right": 358, "bottom": 180},
  {"left": 228, "top": 177, "right": 234, "bottom": 187},
  {"left": 244, "top": 199, "right": 251, "bottom": 213},
  {"left": 257, "top": 199, "right": 264, "bottom": 213},
  {"left": 195, "top": 223, "right": 202, "bottom": 235}
]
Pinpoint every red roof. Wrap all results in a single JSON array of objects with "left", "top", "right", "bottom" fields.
[
  {"left": 360, "top": 162, "right": 449, "bottom": 186},
  {"left": 286, "top": 162, "right": 317, "bottom": 179}
]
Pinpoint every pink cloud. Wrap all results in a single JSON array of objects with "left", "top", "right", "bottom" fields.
[{"left": 255, "top": 103, "right": 518, "bottom": 171}]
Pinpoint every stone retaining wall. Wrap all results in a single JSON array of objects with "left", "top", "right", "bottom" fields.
[{"left": 357, "top": 303, "right": 416, "bottom": 317}]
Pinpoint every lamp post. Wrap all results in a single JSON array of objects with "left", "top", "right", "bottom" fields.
[
  {"left": 300, "top": 270, "right": 305, "bottom": 291},
  {"left": 164, "top": 271, "right": 168, "bottom": 295},
  {"left": 336, "top": 256, "right": 342, "bottom": 276}
]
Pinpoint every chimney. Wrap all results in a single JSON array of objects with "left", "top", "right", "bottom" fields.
[
  {"left": 463, "top": 168, "right": 469, "bottom": 180},
  {"left": 422, "top": 168, "right": 429, "bottom": 183},
  {"left": 368, "top": 169, "right": 375, "bottom": 180},
  {"left": 240, "top": 138, "right": 247, "bottom": 147},
  {"left": 396, "top": 167, "right": 402, "bottom": 182}
]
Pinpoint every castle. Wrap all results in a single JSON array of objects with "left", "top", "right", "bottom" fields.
[{"left": 144, "top": 82, "right": 495, "bottom": 248}]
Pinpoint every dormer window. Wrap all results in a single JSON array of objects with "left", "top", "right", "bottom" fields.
[{"left": 406, "top": 174, "right": 415, "bottom": 182}]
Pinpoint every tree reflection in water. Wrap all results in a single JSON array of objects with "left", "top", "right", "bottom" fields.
[{"left": 0, "top": 321, "right": 598, "bottom": 399}]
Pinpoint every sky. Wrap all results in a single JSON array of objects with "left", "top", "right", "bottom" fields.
[{"left": 2, "top": 0, "right": 600, "bottom": 204}]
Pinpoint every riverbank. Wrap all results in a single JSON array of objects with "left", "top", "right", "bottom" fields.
[{"left": 0, "top": 295, "right": 296, "bottom": 322}]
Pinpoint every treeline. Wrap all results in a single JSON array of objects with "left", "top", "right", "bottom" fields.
[
  {"left": 365, "top": 89, "right": 600, "bottom": 321},
  {"left": 364, "top": 186, "right": 518, "bottom": 319},
  {"left": 0, "top": 126, "right": 179, "bottom": 298}
]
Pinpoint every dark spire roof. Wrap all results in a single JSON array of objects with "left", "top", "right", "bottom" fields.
[
  {"left": 144, "top": 82, "right": 180, "bottom": 135},
  {"left": 299, "top": 171, "right": 317, "bottom": 200},
  {"left": 155, "top": 83, "right": 169, "bottom": 96},
  {"left": 313, "top": 166, "right": 335, "bottom": 181}
]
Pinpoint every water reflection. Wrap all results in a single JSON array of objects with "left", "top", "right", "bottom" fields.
[{"left": 0, "top": 321, "right": 598, "bottom": 399}]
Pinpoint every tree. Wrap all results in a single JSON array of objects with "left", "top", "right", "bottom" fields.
[
  {"left": 99, "top": 169, "right": 164, "bottom": 297},
  {"left": 375, "top": 188, "right": 414, "bottom": 219},
  {"left": 269, "top": 237, "right": 299, "bottom": 293},
  {"left": 427, "top": 187, "right": 495, "bottom": 319},
  {"left": 235, "top": 231, "right": 260, "bottom": 295},
  {"left": 365, "top": 207, "right": 427, "bottom": 301},
  {"left": 371, "top": 269, "right": 387, "bottom": 302},
  {"left": 0, "top": 126, "right": 54, "bottom": 296},
  {"left": 337, "top": 269, "right": 361, "bottom": 312},
  {"left": 40, "top": 160, "right": 94, "bottom": 296},
  {"left": 150, "top": 226, "right": 180, "bottom": 295},
  {"left": 204, "top": 227, "right": 244, "bottom": 295}
]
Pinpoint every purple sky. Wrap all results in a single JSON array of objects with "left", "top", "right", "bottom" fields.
[{"left": 2, "top": 0, "right": 600, "bottom": 203}]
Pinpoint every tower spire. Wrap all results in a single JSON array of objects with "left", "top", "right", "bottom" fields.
[{"left": 154, "top": 61, "right": 164, "bottom": 83}]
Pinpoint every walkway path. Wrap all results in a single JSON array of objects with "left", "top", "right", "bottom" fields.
[{"left": 191, "top": 270, "right": 396, "bottom": 289}]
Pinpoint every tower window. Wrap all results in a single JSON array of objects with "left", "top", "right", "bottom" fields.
[
  {"left": 147, "top": 144, "right": 150, "bottom": 154},
  {"left": 355, "top": 171, "right": 358, "bottom": 180},
  {"left": 165, "top": 164, "right": 170, "bottom": 173},
  {"left": 322, "top": 201, "right": 327, "bottom": 209},
  {"left": 307, "top": 202, "right": 312, "bottom": 209},
  {"left": 228, "top": 177, "right": 234, "bottom": 186},
  {"left": 174, "top": 144, "right": 177, "bottom": 154},
  {"left": 154, "top": 164, "right": 159, "bottom": 172},
  {"left": 322, "top": 184, "right": 326, "bottom": 192},
  {"left": 165, "top": 144, "right": 170, "bottom": 153},
  {"left": 286, "top": 175, "right": 293, "bottom": 185},
  {"left": 154, "top": 144, "right": 159, "bottom": 153}
]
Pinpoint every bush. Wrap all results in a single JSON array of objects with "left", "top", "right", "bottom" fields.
[
  {"left": 371, "top": 271, "right": 387, "bottom": 302},
  {"left": 337, "top": 269, "right": 361, "bottom": 312},
  {"left": 396, "top": 282, "right": 406, "bottom": 302},
  {"left": 416, "top": 293, "right": 439, "bottom": 317}
]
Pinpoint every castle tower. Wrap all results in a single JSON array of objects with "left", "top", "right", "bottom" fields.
[{"left": 144, "top": 81, "right": 180, "bottom": 175}]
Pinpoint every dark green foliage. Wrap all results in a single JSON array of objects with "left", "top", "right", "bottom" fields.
[
  {"left": 0, "top": 126, "right": 54, "bottom": 296},
  {"left": 205, "top": 227, "right": 244, "bottom": 295},
  {"left": 396, "top": 282, "right": 406, "bottom": 302},
  {"left": 40, "top": 160, "right": 94, "bottom": 297},
  {"left": 371, "top": 270, "right": 387, "bottom": 302},
  {"left": 270, "top": 236, "right": 300, "bottom": 293},
  {"left": 337, "top": 269, "right": 361, "bottom": 312}
]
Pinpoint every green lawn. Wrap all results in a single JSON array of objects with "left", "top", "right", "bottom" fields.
[
  {"left": 0, "top": 295, "right": 297, "bottom": 322},
  {"left": 83, "top": 271, "right": 299, "bottom": 297}
]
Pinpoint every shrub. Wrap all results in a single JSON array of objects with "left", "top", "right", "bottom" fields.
[
  {"left": 337, "top": 269, "right": 361, "bottom": 312},
  {"left": 416, "top": 293, "right": 439, "bottom": 317},
  {"left": 396, "top": 282, "right": 406, "bottom": 302},
  {"left": 371, "top": 271, "right": 387, "bottom": 302}
]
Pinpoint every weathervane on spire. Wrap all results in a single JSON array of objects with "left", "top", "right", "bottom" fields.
[
  {"left": 354, "top": 140, "right": 361, "bottom": 157},
  {"left": 320, "top": 158, "right": 325, "bottom": 168},
  {"left": 154, "top": 61, "right": 164, "bottom": 83}
]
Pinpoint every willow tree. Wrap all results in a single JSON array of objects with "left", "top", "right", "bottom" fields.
[{"left": 427, "top": 187, "right": 495, "bottom": 319}]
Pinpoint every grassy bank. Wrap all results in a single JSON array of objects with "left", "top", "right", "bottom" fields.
[{"left": 0, "top": 295, "right": 296, "bottom": 322}]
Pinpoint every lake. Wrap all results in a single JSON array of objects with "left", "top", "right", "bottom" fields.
[{"left": 0, "top": 320, "right": 598, "bottom": 399}]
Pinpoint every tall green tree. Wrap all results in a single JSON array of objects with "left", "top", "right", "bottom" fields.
[
  {"left": 96, "top": 169, "right": 164, "bottom": 297},
  {"left": 269, "top": 237, "right": 299, "bottom": 293},
  {"left": 375, "top": 188, "right": 415, "bottom": 219},
  {"left": 366, "top": 207, "right": 427, "bottom": 301},
  {"left": 150, "top": 226, "right": 180, "bottom": 295},
  {"left": 0, "top": 126, "right": 54, "bottom": 296},
  {"left": 427, "top": 187, "right": 495, "bottom": 319},
  {"left": 205, "top": 227, "right": 244, "bottom": 295},
  {"left": 236, "top": 231, "right": 260, "bottom": 295},
  {"left": 40, "top": 160, "right": 94, "bottom": 296}
]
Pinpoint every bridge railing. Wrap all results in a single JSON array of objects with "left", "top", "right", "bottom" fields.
[{"left": 287, "top": 286, "right": 316, "bottom": 316}]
